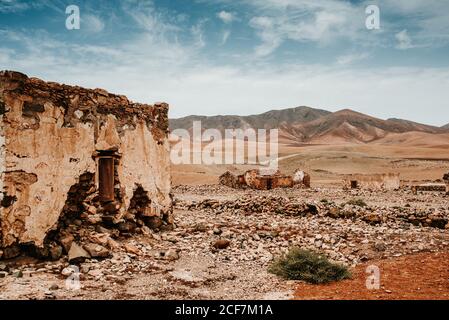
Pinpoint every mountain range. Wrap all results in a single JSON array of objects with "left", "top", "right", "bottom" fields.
[{"left": 169, "top": 106, "right": 449, "bottom": 145}]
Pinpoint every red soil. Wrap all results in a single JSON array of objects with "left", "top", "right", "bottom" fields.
[{"left": 294, "top": 251, "right": 449, "bottom": 300}]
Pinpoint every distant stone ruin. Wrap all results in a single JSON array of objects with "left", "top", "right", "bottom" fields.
[
  {"left": 219, "top": 168, "right": 310, "bottom": 190},
  {"left": 411, "top": 173, "right": 449, "bottom": 195},
  {"left": 443, "top": 173, "right": 449, "bottom": 195},
  {"left": 0, "top": 71, "right": 172, "bottom": 260},
  {"left": 343, "top": 173, "right": 400, "bottom": 191},
  {"left": 411, "top": 183, "right": 446, "bottom": 195}
]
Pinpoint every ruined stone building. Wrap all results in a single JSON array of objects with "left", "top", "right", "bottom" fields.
[
  {"left": 343, "top": 173, "right": 400, "bottom": 191},
  {"left": 219, "top": 168, "right": 310, "bottom": 190},
  {"left": 0, "top": 71, "right": 172, "bottom": 259}
]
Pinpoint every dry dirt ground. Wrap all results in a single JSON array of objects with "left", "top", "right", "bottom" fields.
[
  {"left": 172, "top": 143, "right": 449, "bottom": 186},
  {"left": 0, "top": 184, "right": 448, "bottom": 300},
  {"left": 295, "top": 251, "right": 449, "bottom": 300}
]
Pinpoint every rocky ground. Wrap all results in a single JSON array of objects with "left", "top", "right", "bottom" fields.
[{"left": 1, "top": 185, "right": 448, "bottom": 300}]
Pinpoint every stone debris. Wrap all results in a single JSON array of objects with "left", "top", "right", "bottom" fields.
[
  {"left": 175, "top": 193, "right": 448, "bottom": 229},
  {"left": 0, "top": 183, "right": 448, "bottom": 300},
  {"left": 68, "top": 243, "right": 91, "bottom": 264},
  {"left": 212, "top": 239, "right": 231, "bottom": 250}
]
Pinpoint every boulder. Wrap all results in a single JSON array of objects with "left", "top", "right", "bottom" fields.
[{"left": 68, "top": 243, "right": 91, "bottom": 264}]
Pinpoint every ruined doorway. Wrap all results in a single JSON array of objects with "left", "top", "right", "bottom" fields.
[
  {"left": 266, "top": 178, "right": 273, "bottom": 190},
  {"left": 351, "top": 180, "right": 358, "bottom": 189},
  {"left": 97, "top": 151, "right": 117, "bottom": 203}
]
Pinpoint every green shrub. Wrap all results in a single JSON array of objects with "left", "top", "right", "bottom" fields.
[
  {"left": 346, "top": 198, "right": 367, "bottom": 207},
  {"left": 268, "top": 248, "right": 351, "bottom": 284}
]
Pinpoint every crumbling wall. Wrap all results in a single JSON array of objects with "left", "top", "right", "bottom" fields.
[
  {"left": 292, "top": 169, "right": 311, "bottom": 188},
  {"left": 220, "top": 168, "right": 308, "bottom": 190},
  {"left": 343, "top": 173, "right": 400, "bottom": 191},
  {"left": 219, "top": 171, "right": 246, "bottom": 189},
  {"left": 0, "top": 71, "right": 172, "bottom": 255},
  {"left": 443, "top": 173, "right": 449, "bottom": 195}
]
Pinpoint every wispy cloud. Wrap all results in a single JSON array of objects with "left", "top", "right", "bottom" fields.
[
  {"left": 336, "top": 52, "right": 370, "bottom": 65},
  {"left": 246, "top": 0, "right": 363, "bottom": 57},
  {"left": 0, "top": 0, "right": 448, "bottom": 126},
  {"left": 217, "top": 10, "right": 236, "bottom": 24},
  {"left": 0, "top": 0, "right": 29, "bottom": 12},
  {"left": 221, "top": 30, "right": 231, "bottom": 45},
  {"left": 83, "top": 14, "right": 105, "bottom": 33}
]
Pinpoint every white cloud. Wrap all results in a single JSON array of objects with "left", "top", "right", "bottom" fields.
[
  {"left": 336, "top": 52, "right": 370, "bottom": 65},
  {"left": 3, "top": 28, "right": 449, "bottom": 126},
  {"left": 2, "top": 0, "right": 449, "bottom": 127},
  {"left": 83, "top": 14, "right": 105, "bottom": 33},
  {"left": 395, "top": 29, "right": 413, "bottom": 50},
  {"left": 247, "top": 0, "right": 363, "bottom": 57},
  {"left": 0, "top": 0, "right": 29, "bottom": 12},
  {"left": 191, "top": 20, "right": 207, "bottom": 48},
  {"left": 221, "top": 30, "right": 231, "bottom": 45},
  {"left": 217, "top": 10, "right": 236, "bottom": 24}
]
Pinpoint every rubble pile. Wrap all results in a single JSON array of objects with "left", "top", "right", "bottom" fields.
[
  {"left": 1, "top": 184, "right": 449, "bottom": 300},
  {"left": 175, "top": 196, "right": 318, "bottom": 216},
  {"left": 175, "top": 193, "right": 449, "bottom": 230}
]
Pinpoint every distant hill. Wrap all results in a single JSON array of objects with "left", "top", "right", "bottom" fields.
[
  {"left": 170, "top": 106, "right": 448, "bottom": 144},
  {"left": 169, "top": 106, "right": 330, "bottom": 132},
  {"left": 441, "top": 123, "right": 449, "bottom": 130}
]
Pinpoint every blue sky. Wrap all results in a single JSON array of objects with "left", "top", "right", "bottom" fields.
[{"left": 0, "top": 0, "right": 448, "bottom": 125}]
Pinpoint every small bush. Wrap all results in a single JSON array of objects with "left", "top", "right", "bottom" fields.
[
  {"left": 268, "top": 248, "right": 351, "bottom": 284},
  {"left": 346, "top": 198, "right": 367, "bottom": 207}
]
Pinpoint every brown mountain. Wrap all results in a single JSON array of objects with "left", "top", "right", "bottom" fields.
[
  {"left": 170, "top": 107, "right": 447, "bottom": 144},
  {"left": 442, "top": 123, "right": 449, "bottom": 130},
  {"left": 169, "top": 106, "right": 330, "bottom": 132}
]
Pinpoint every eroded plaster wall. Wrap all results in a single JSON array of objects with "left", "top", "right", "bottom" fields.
[{"left": 0, "top": 71, "right": 172, "bottom": 250}]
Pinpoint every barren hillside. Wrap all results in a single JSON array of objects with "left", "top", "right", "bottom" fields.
[{"left": 170, "top": 107, "right": 448, "bottom": 145}]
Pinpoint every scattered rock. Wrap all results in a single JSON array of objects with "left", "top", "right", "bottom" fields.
[
  {"left": 12, "top": 270, "right": 23, "bottom": 278},
  {"left": 49, "top": 245, "right": 63, "bottom": 261},
  {"left": 68, "top": 243, "right": 91, "bottom": 264},
  {"left": 59, "top": 234, "right": 74, "bottom": 253},
  {"left": 164, "top": 249, "right": 180, "bottom": 261},
  {"left": 83, "top": 243, "right": 110, "bottom": 259},
  {"left": 213, "top": 239, "right": 231, "bottom": 250},
  {"left": 49, "top": 284, "right": 59, "bottom": 291},
  {"left": 124, "top": 244, "right": 140, "bottom": 255}
]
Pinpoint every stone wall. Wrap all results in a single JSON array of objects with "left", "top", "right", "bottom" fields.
[
  {"left": 343, "top": 173, "right": 400, "bottom": 191},
  {"left": 0, "top": 71, "right": 172, "bottom": 256}
]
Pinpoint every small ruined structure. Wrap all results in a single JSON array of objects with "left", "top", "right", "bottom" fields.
[
  {"left": 411, "top": 183, "right": 446, "bottom": 195},
  {"left": 219, "top": 168, "right": 310, "bottom": 190},
  {"left": 444, "top": 173, "right": 449, "bottom": 195},
  {"left": 410, "top": 173, "right": 449, "bottom": 195},
  {"left": 343, "top": 173, "right": 400, "bottom": 191},
  {"left": 292, "top": 169, "right": 311, "bottom": 188},
  {"left": 0, "top": 71, "right": 172, "bottom": 260}
]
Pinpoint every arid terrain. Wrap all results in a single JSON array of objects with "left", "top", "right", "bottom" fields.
[
  {"left": 1, "top": 107, "right": 449, "bottom": 300},
  {"left": 1, "top": 182, "right": 448, "bottom": 300}
]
